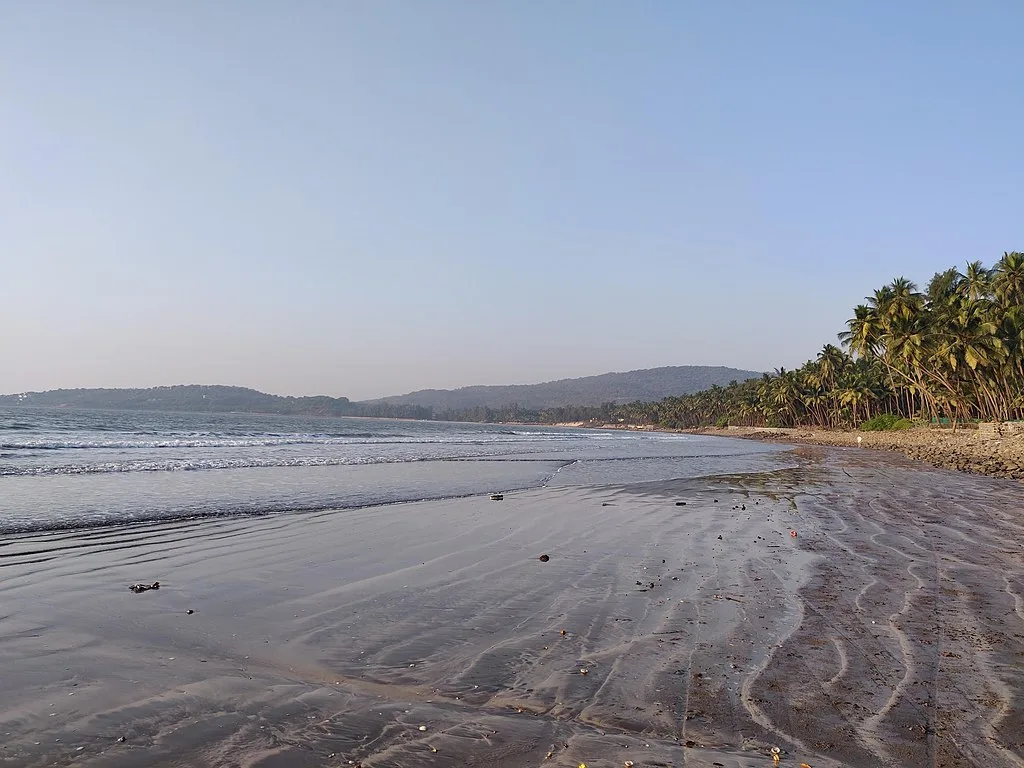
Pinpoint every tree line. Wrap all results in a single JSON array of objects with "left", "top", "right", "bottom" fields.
[{"left": 445, "top": 252, "right": 1023, "bottom": 430}]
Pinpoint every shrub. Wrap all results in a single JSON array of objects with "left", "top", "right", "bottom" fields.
[
  {"left": 715, "top": 416, "right": 730, "bottom": 428},
  {"left": 860, "top": 414, "right": 914, "bottom": 431}
]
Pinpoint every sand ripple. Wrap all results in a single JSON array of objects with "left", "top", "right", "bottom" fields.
[{"left": 0, "top": 449, "right": 1021, "bottom": 767}]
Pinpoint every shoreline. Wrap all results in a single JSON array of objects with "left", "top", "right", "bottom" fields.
[
  {"left": 692, "top": 424, "right": 1024, "bottom": 480},
  {"left": 551, "top": 421, "right": 1024, "bottom": 481}
]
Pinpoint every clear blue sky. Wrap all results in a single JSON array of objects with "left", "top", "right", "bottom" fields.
[{"left": 2, "top": 2, "right": 1020, "bottom": 399}]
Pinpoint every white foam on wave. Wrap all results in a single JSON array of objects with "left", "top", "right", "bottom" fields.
[
  {"left": 0, "top": 454, "right": 413, "bottom": 476},
  {"left": 0, "top": 431, "right": 590, "bottom": 451}
]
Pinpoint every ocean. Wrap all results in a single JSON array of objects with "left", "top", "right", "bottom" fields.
[{"left": 0, "top": 406, "right": 789, "bottom": 534}]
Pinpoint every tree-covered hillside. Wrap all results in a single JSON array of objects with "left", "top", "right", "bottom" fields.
[
  {"left": 0, "top": 366, "right": 762, "bottom": 421},
  {"left": 359, "top": 366, "right": 761, "bottom": 411},
  {"left": 0, "top": 385, "right": 358, "bottom": 417}
]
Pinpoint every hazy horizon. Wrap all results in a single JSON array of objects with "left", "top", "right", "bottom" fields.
[{"left": 3, "top": 3, "right": 1020, "bottom": 401}]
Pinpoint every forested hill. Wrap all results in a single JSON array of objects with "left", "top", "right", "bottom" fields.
[
  {"left": 0, "top": 367, "right": 762, "bottom": 420},
  {"left": 0, "top": 386, "right": 359, "bottom": 418},
  {"left": 359, "top": 366, "right": 762, "bottom": 411}
]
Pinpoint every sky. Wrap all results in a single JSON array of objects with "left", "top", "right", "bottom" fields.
[{"left": 1, "top": 2, "right": 1021, "bottom": 400}]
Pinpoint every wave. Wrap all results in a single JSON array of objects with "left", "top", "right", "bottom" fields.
[
  {"left": 0, "top": 465, "right": 571, "bottom": 535},
  {"left": 0, "top": 432, "right": 592, "bottom": 451},
  {"left": 0, "top": 488, "right": 500, "bottom": 536},
  {"left": 0, "top": 454, "right": 429, "bottom": 476},
  {"left": 0, "top": 433, "right": 383, "bottom": 450},
  {"left": 0, "top": 452, "right": 575, "bottom": 476}
]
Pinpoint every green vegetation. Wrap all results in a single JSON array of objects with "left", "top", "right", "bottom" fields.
[
  {"left": 483, "top": 252, "right": 1023, "bottom": 431},
  {"left": 1, "top": 368, "right": 761, "bottom": 421},
  {"left": 859, "top": 414, "right": 913, "bottom": 431},
  {"left": 0, "top": 385, "right": 432, "bottom": 420},
  {"left": 360, "top": 366, "right": 761, "bottom": 412}
]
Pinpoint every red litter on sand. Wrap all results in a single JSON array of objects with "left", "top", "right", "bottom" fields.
[{"left": 790, "top": 530, "right": 798, "bottom": 537}]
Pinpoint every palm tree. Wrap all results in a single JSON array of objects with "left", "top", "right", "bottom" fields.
[
  {"left": 557, "top": 250, "right": 1022, "bottom": 431},
  {"left": 962, "top": 261, "right": 991, "bottom": 302},
  {"left": 993, "top": 251, "right": 1024, "bottom": 307},
  {"left": 886, "top": 277, "right": 923, "bottom": 322}
]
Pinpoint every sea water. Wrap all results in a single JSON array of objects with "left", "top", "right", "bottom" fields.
[{"left": 0, "top": 407, "right": 790, "bottom": 533}]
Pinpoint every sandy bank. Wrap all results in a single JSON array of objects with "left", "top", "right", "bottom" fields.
[
  {"left": 687, "top": 425, "right": 1024, "bottom": 481},
  {"left": 553, "top": 419, "right": 1024, "bottom": 480},
  {"left": 2, "top": 449, "right": 1023, "bottom": 767}
]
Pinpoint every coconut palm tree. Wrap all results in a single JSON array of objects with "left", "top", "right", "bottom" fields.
[{"left": 544, "top": 250, "right": 1023, "bottom": 432}]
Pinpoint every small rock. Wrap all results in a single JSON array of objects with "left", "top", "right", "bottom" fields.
[
  {"left": 538, "top": 554, "right": 550, "bottom": 562},
  {"left": 418, "top": 725, "right": 428, "bottom": 731},
  {"left": 186, "top": 609, "right": 194, "bottom": 615}
]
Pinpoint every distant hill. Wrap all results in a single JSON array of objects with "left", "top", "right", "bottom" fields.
[
  {"left": 359, "top": 366, "right": 762, "bottom": 411},
  {"left": 0, "top": 367, "right": 762, "bottom": 420},
  {"left": 0, "top": 385, "right": 356, "bottom": 418}
]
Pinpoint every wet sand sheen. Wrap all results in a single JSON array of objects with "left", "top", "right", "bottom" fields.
[{"left": 1, "top": 448, "right": 1022, "bottom": 767}]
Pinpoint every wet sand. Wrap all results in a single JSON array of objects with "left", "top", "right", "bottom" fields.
[
  {"left": 691, "top": 425, "right": 1024, "bottom": 481},
  {"left": 1, "top": 447, "right": 1022, "bottom": 767}
]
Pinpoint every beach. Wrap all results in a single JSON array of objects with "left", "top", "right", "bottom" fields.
[
  {"left": 570, "top": 423, "right": 1024, "bottom": 481},
  {"left": 701, "top": 426, "right": 1024, "bottom": 480},
  {"left": 2, "top": 444, "right": 1022, "bottom": 767}
]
